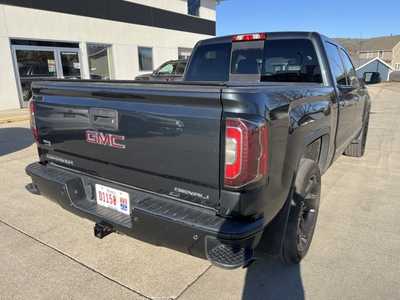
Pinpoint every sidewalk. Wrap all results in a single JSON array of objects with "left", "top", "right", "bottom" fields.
[{"left": 0, "top": 108, "right": 29, "bottom": 124}]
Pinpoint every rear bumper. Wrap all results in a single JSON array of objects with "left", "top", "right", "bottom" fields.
[{"left": 26, "top": 162, "right": 265, "bottom": 269}]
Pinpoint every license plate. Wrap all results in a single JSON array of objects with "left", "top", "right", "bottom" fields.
[{"left": 95, "top": 184, "right": 130, "bottom": 215}]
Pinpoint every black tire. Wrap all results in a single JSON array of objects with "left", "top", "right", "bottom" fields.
[
  {"left": 281, "top": 158, "right": 321, "bottom": 264},
  {"left": 344, "top": 113, "right": 370, "bottom": 157}
]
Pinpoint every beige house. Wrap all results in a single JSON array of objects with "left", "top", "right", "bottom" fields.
[
  {"left": 357, "top": 36, "right": 400, "bottom": 66},
  {"left": 335, "top": 35, "right": 400, "bottom": 81},
  {"left": 392, "top": 42, "right": 400, "bottom": 71},
  {"left": 337, "top": 35, "right": 400, "bottom": 70},
  {"left": 359, "top": 49, "right": 392, "bottom": 62}
]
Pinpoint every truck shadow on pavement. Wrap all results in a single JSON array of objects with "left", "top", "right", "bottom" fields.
[
  {"left": 242, "top": 254, "right": 304, "bottom": 300},
  {"left": 0, "top": 127, "right": 33, "bottom": 156}
]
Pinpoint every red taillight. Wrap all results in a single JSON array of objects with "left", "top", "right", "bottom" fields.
[
  {"left": 29, "top": 100, "right": 39, "bottom": 143},
  {"left": 232, "top": 33, "right": 267, "bottom": 42},
  {"left": 224, "top": 118, "right": 268, "bottom": 188}
]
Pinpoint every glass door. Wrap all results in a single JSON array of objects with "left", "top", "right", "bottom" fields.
[
  {"left": 59, "top": 51, "right": 82, "bottom": 79},
  {"left": 12, "top": 45, "right": 82, "bottom": 108},
  {"left": 13, "top": 48, "right": 58, "bottom": 106}
]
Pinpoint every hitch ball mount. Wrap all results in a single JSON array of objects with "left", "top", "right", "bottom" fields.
[{"left": 94, "top": 222, "right": 114, "bottom": 239}]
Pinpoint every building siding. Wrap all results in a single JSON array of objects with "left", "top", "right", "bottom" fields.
[
  {"left": 359, "top": 50, "right": 392, "bottom": 62},
  {"left": 0, "top": 2, "right": 216, "bottom": 110},
  {"left": 0, "top": 0, "right": 215, "bottom": 35},
  {"left": 392, "top": 42, "right": 400, "bottom": 70}
]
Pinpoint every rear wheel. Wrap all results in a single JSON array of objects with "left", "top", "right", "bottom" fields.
[
  {"left": 281, "top": 158, "right": 321, "bottom": 264},
  {"left": 344, "top": 113, "right": 369, "bottom": 157}
]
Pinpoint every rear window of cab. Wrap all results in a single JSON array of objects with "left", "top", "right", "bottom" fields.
[{"left": 185, "top": 39, "right": 322, "bottom": 83}]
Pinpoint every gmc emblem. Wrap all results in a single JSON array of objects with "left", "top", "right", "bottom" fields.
[{"left": 85, "top": 130, "right": 126, "bottom": 149}]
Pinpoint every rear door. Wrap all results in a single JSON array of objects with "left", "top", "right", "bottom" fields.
[
  {"left": 325, "top": 42, "right": 355, "bottom": 149},
  {"left": 338, "top": 48, "right": 364, "bottom": 135},
  {"left": 34, "top": 82, "right": 223, "bottom": 208}
]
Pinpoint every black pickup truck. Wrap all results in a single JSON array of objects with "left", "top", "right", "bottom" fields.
[{"left": 26, "top": 32, "right": 370, "bottom": 269}]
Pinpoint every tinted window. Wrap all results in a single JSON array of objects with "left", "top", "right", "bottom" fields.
[
  {"left": 231, "top": 43, "right": 263, "bottom": 75},
  {"left": 175, "top": 62, "right": 187, "bottom": 75},
  {"left": 230, "top": 39, "right": 322, "bottom": 83},
  {"left": 138, "top": 47, "right": 153, "bottom": 71},
  {"left": 185, "top": 43, "right": 232, "bottom": 81},
  {"left": 188, "top": 0, "right": 200, "bottom": 16},
  {"left": 61, "top": 52, "right": 81, "bottom": 79},
  {"left": 325, "top": 43, "right": 347, "bottom": 86},
  {"left": 16, "top": 50, "right": 56, "bottom": 77},
  {"left": 263, "top": 39, "right": 322, "bottom": 83},
  {"left": 339, "top": 48, "right": 358, "bottom": 85}
]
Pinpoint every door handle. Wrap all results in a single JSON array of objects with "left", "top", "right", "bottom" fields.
[{"left": 89, "top": 108, "right": 119, "bottom": 131}]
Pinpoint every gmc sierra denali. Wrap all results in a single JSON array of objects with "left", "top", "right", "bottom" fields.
[{"left": 26, "top": 32, "right": 370, "bottom": 269}]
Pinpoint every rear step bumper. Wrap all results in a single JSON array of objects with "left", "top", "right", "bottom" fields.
[{"left": 26, "top": 162, "right": 265, "bottom": 269}]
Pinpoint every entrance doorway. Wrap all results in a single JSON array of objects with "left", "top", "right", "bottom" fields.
[{"left": 11, "top": 44, "right": 82, "bottom": 108}]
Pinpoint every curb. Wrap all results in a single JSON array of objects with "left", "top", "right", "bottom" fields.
[{"left": 0, "top": 115, "right": 30, "bottom": 124}]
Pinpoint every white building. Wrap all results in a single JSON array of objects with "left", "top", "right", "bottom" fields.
[{"left": 0, "top": 0, "right": 217, "bottom": 110}]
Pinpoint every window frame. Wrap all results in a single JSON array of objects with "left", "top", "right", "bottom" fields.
[
  {"left": 86, "top": 43, "right": 114, "bottom": 80},
  {"left": 138, "top": 46, "right": 154, "bottom": 72},
  {"left": 338, "top": 47, "right": 358, "bottom": 87},
  {"left": 324, "top": 42, "right": 348, "bottom": 87},
  {"left": 228, "top": 38, "right": 325, "bottom": 84}
]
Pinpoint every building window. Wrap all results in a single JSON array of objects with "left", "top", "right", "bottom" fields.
[
  {"left": 395, "top": 63, "right": 400, "bottom": 70},
  {"left": 87, "top": 43, "right": 113, "bottom": 80},
  {"left": 138, "top": 47, "right": 153, "bottom": 71},
  {"left": 178, "top": 47, "right": 193, "bottom": 60},
  {"left": 188, "top": 0, "right": 200, "bottom": 16}
]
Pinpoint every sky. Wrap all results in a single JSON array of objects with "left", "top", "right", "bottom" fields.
[{"left": 216, "top": 0, "right": 400, "bottom": 38}]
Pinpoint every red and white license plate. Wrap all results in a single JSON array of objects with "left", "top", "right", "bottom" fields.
[{"left": 95, "top": 184, "right": 130, "bottom": 215}]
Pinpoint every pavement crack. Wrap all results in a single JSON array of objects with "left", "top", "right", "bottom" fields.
[
  {"left": 0, "top": 219, "right": 152, "bottom": 300},
  {"left": 175, "top": 264, "right": 213, "bottom": 299}
]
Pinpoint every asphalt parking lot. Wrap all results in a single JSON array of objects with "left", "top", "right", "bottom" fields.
[{"left": 1, "top": 83, "right": 400, "bottom": 300}]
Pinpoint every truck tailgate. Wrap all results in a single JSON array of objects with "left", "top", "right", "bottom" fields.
[{"left": 32, "top": 81, "right": 223, "bottom": 208}]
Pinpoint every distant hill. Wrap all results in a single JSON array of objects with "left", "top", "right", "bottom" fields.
[{"left": 334, "top": 35, "right": 400, "bottom": 55}]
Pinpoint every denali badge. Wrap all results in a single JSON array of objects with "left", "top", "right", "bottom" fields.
[
  {"left": 171, "top": 187, "right": 210, "bottom": 201},
  {"left": 85, "top": 130, "right": 126, "bottom": 149}
]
